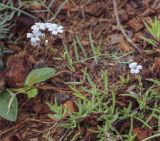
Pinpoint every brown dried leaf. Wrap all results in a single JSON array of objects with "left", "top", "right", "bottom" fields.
[
  {"left": 118, "top": 38, "right": 133, "bottom": 52},
  {"left": 142, "top": 0, "right": 153, "bottom": 5},
  {"left": 109, "top": 34, "right": 123, "bottom": 45},
  {"left": 84, "top": 2, "right": 106, "bottom": 17},
  {"left": 133, "top": 127, "right": 152, "bottom": 141},
  {"left": 128, "top": 18, "right": 144, "bottom": 32},
  {"left": 5, "top": 51, "right": 31, "bottom": 88},
  {"left": 63, "top": 100, "right": 76, "bottom": 117},
  {"left": 0, "top": 73, "right": 5, "bottom": 92},
  {"left": 154, "top": 57, "right": 160, "bottom": 69},
  {"left": 152, "top": 57, "right": 160, "bottom": 78},
  {"left": 140, "top": 8, "right": 155, "bottom": 17},
  {"left": 50, "top": 0, "right": 68, "bottom": 14},
  {"left": 7, "top": 44, "right": 21, "bottom": 52}
]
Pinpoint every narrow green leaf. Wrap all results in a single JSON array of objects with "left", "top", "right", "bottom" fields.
[
  {"left": 89, "top": 33, "right": 98, "bottom": 64},
  {"left": 25, "top": 67, "right": 56, "bottom": 86},
  {"left": 101, "top": 70, "right": 109, "bottom": 95},
  {"left": 140, "top": 36, "right": 157, "bottom": 46},
  {"left": 147, "top": 79, "right": 160, "bottom": 85},
  {"left": 69, "top": 86, "right": 88, "bottom": 101},
  {"left": 76, "top": 36, "right": 88, "bottom": 59},
  {"left": 73, "top": 39, "right": 80, "bottom": 61},
  {"left": 0, "top": 90, "right": 18, "bottom": 121}
]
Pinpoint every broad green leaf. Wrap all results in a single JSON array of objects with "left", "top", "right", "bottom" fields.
[
  {"left": 0, "top": 90, "right": 18, "bottom": 121},
  {"left": 25, "top": 67, "right": 56, "bottom": 86},
  {"left": 26, "top": 88, "right": 38, "bottom": 99}
]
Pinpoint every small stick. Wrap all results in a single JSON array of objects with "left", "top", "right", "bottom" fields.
[{"left": 113, "top": 0, "right": 142, "bottom": 54}]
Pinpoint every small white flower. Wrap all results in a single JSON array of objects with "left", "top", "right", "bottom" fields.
[
  {"left": 31, "top": 25, "right": 39, "bottom": 32},
  {"left": 48, "top": 27, "right": 57, "bottom": 32},
  {"left": 45, "top": 23, "right": 54, "bottom": 28},
  {"left": 35, "top": 23, "right": 46, "bottom": 30},
  {"left": 32, "top": 30, "right": 43, "bottom": 37},
  {"left": 47, "top": 25, "right": 58, "bottom": 33},
  {"left": 45, "top": 40, "right": 49, "bottom": 46},
  {"left": 130, "top": 68, "right": 140, "bottom": 74},
  {"left": 51, "top": 30, "right": 58, "bottom": 35},
  {"left": 57, "top": 25, "right": 64, "bottom": 33},
  {"left": 27, "top": 33, "right": 33, "bottom": 38},
  {"left": 129, "top": 62, "right": 137, "bottom": 69},
  {"left": 31, "top": 23, "right": 46, "bottom": 31},
  {"left": 45, "top": 23, "right": 57, "bottom": 29},
  {"left": 27, "top": 22, "right": 64, "bottom": 47},
  {"left": 136, "top": 65, "right": 142, "bottom": 70},
  {"left": 30, "top": 37, "right": 40, "bottom": 46},
  {"left": 50, "top": 25, "right": 64, "bottom": 35},
  {"left": 129, "top": 62, "right": 142, "bottom": 74}
]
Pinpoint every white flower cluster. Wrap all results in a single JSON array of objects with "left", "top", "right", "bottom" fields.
[
  {"left": 129, "top": 62, "right": 142, "bottom": 74},
  {"left": 27, "top": 22, "right": 63, "bottom": 46}
]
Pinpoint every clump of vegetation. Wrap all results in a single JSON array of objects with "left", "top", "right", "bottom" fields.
[
  {"left": 142, "top": 17, "right": 160, "bottom": 47},
  {"left": 0, "top": 1, "right": 160, "bottom": 140},
  {"left": 0, "top": 18, "right": 64, "bottom": 121},
  {"left": 48, "top": 69, "right": 160, "bottom": 140},
  {"left": 45, "top": 18, "right": 160, "bottom": 140},
  {"left": 0, "top": 67, "right": 56, "bottom": 121}
]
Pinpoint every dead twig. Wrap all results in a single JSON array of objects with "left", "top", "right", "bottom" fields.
[
  {"left": 113, "top": 0, "right": 142, "bottom": 54},
  {"left": 0, "top": 122, "right": 24, "bottom": 138}
]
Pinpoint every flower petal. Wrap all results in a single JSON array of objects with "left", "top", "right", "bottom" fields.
[
  {"left": 32, "top": 31, "right": 43, "bottom": 37},
  {"left": 51, "top": 30, "right": 58, "bottom": 35},
  {"left": 129, "top": 62, "right": 137, "bottom": 69},
  {"left": 130, "top": 69, "right": 136, "bottom": 74},
  {"left": 137, "top": 65, "right": 142, "bottom": 70},
  {"left": 27, "top": 33, "right": 33, "bottom": 38},
  {"left": 134, "top": 69, "right": 140, "bottom": 74}
]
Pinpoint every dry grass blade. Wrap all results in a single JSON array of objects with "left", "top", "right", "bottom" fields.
[{"left": 112, "top": 0, "right": 142, "bottom": 54}]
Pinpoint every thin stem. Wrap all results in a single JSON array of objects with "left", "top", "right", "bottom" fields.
[
  {"left": 142, "top": 133, "right": 160, "bottom": 141},
  {"left": 0, "top": 3, "right": 37, "bottom": 20},
  {"left": 112, "top": 0, "right": 142, "bottom": 54}
]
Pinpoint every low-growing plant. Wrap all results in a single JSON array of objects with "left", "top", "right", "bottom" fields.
[
  {"left": 48, "top": 68, "right": 160, "bottom": 140},
  {"left": 48, "top": 70, "right": 121, "bottom": 139},
  {"left": 119, "top": 74, "right": 130, "bottom": 85},
  {"left": 0, "top": 67, "right": 56, "bottom": 121},
  {"left": 142, "top": 17, "right": 160, "bottom": 47}
]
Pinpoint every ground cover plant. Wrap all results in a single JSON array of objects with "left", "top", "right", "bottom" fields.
[{"left": 0, "top": 0, "right": 160, "bottom": 141}]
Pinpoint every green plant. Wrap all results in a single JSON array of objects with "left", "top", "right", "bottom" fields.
[
  {"left": 142, "top": 17, "right": 160, "bottom": 47},
  {"left": 0, "top": 90, "right": 18, "bottom": 121},
  {"left": 48, "top": 70, "right": 121, "bottom": 139},
  {"left": 48, "top": 65, "right": 160, "bottom": 140},
  {"left": 119, "top": 74, "right": 130, "bottom": 85},
  {"left": 0, "top": 11, "right": 14, "bottom": 39},
  {"left": 0, "top": 67, "right": 56, "bottom": 121},
  {"left": 89, "top": 33, "right": 102, "bottom": 64},
  {"left": 38, "top": 0, "right": 68, "bottom": 22},
  {"left": 48, "top": 99, "right": 67, "bottom": 120},
  {"left": 0, "top": 0, "right": 37, "bottom": 40},
  {"left": 0, "top": 2, "right": 15, "bottom": 39},
  {"left": 61, "top": 44, "right": 75, "bottom": 72}
]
